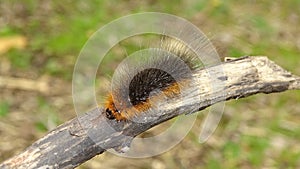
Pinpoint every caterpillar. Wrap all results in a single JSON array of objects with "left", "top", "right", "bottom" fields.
[{"left": 105, "top": 36, "right": 200, "bottom": 121}]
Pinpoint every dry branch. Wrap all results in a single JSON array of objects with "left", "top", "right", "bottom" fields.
[{"left": 1, "top": 56, "right": 299, "bottom": 169}]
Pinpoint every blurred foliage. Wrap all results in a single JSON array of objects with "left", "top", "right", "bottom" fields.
[
  {"left": 0, "top": 0, "right": 300, "bottom": 168},
  {"left": 0, "top": 101, "right": 9, "bottom": 117}
]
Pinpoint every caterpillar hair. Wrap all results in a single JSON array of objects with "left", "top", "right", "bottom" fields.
[{"left": 105, "top": 36, "right": 200, "bottom": 121}]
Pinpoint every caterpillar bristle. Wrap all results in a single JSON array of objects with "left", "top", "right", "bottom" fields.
[{"left": 160, "top": 36, "right": 201, "bottom": 70}]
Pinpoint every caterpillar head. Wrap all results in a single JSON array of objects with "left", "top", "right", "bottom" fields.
[{"left": 105, "top": 94, "right": 127, "bottom": 121}]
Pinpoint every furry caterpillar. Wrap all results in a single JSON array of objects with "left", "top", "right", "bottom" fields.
[{"left": 105, "top": 36, "right": 200, "bottom": 121}]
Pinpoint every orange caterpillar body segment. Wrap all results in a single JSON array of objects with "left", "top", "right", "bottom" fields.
[
  {"left": 105, "top": 93, "right": 151, "bottom": 121},
  {"left": 105, "top": 81, "right": 181, "bottom": 121}
]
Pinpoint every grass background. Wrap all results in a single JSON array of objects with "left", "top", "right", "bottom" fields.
[{"left": 0, "top": 0, "right": 300, "bottom": 168}]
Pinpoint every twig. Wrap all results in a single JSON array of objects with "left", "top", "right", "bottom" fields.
[{"left": 0, "top": 56, "right": 299, "bottom": 169}]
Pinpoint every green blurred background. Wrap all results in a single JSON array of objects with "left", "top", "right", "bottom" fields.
[{"left": 0, "top": 0, "right": 300, "bottom": 168}]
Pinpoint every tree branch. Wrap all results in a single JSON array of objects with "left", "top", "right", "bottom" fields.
[{"left": 1, "top": 56, "right": 299, "bottom": 169}]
